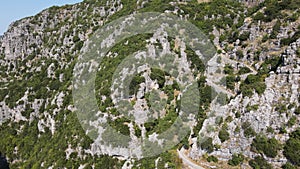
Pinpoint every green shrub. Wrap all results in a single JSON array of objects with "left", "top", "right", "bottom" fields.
[
  {"left": 150, "top": 68, "right": 165, "bottom": 88},
  {"left": 199, "top": 137, "right": 214, "bottom": 153},
  {"left": 234, "top": 126, "right": 240, "bottom": 133},
  {"left": 242, "top": 121, "right": 256, "bottom": 138},
  {"left": 235, "top": 111, "right": 241, "bottom": 118},
  {"left": 295, "top": 107, "right": 300, "bottom": 115},
  {"left": 226, "top": 75, "right": 236, "bottom": 90},
  {"left": 74, "top": 41, "right": 84, "bottom": 51},
  {"left": 225, "top": 116, "right": 233, "bottom": 122},
  {"left": 270, "top": 21, "right": 281, "bottom": 39},
  {"left": 72, "top": 35, "right": 80, "bottom": 43},
  {"left": 228, "top": 153, "right": 244, "bottom": 166},
  {"left": 238, "top": 67, "right": 251, "bottom": 75},
  {"left": 246, "top": 104, "right": 259, "bottom": 112},
  {"left": 129, "top": 75, "right": 145, "bottom": 95},
  {"left": 240, "top": 74, "right": 266, "bottom": 97},
  {"left": 207, "top": 155, "right": 218, "bottom": 163},
  {"left": 287, "top": 116, "right": 297, "bottom": 127},
  {"left": 218, "top": 128, "right": 230, "bottom": 142},
  {"left": 186, "top": 48, "right": 206, "bottom": 73},
  {"left": 280, "top": 126, "right": 287, "bottom": 134},
  {"left": 228, "top": 31, "right": 239, "bottom": 43},
  {"left": 262, "top": 34, "right": 269, "bottom": 42},
  {"left": 236, "top": 50, "right": 244, "bottom": 59},
  {"left": 0, "top": 89, "right": 8, "bottom": 101},
  {"left": 276, "top": 104, "right": 287, "bottom": 114},
  {"left": 224, "top": 64, "right": 234, "bottom": 74},
  {"left": 267, "top": 127, "right": 274, "bottom": 133},
  {"left": 109, "top": 117, "right": 130, "bottom": 136},
  {"left": 253, "top": 12, "right": 264, "bottom": 21},
  {"left": 251, "top": 135, "right": 281, "bottom": 158},
  {"left": 282, "top": 163, "right": 296, "bottom": 169},
  {"left": 281, "top": 31, "right": 300, "bottom": 46},
  {"left": 244, "top": 127, "right": 256, "bottom": 138},
  {"left": 284, "top": 128, "right": 300, "bottom": 166},
  {"left": 249, "top": 156, "right": 272, "bottom": 169},
  {"left": 239, "top": 32, "right": 250, "bottom": 41},
  {"left": 264, "top": 2, "right": 281, "bottom": 22}
]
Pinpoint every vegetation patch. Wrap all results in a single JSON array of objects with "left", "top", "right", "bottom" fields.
[{"left": 251, "top": 135, "right": 281, "bottom": 158}]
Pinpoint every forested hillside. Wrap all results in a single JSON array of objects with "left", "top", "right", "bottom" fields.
[{"left": 0, "top": 0, "right": 299, "bottom": 168}]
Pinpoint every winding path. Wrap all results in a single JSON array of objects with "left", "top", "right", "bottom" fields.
[{"left": 177, "top": 148, "right": 205, "bottom": 169}]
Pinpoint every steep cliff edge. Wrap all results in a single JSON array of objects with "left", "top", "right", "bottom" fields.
[{"left": 0, "top": 0, "right": 299, "bottom": 168}]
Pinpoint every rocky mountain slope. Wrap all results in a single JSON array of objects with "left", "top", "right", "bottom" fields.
[{"left": 0, "top": 0, "right": 299, "bottom": 168}]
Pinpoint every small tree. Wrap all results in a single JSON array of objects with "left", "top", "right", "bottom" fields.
[
  {"left": 218, "top": 128, "right": 230, "bottom": 142},
  {"left": 249, "top": 156, "right": 272, "bottom": 169},
  {"left": 228, "top": 153, "right": 244, "bottom": 166},
  {"left": 199, "top": 137, "right": 214, "bottom": 153},
  {"left": 284, "top": 128, "right": 300, "bottom": 166},
  {"left": 207, "top": 156, "right": 218, "bottom": 163},
  {"left": 251, "top": 135, "right": 281, "bottom": 158}
]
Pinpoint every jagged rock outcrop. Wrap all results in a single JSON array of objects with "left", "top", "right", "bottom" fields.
[{"left": 0, "top": 0, "right": 299, "bottom": 168}]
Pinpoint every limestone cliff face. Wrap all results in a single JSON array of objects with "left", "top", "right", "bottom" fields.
[
  {"left": 0, "top": 0, "right": 122, "bottom": 116},
  {"left": 190, "top": 39, "right": 300, "bottom": 166},
  {"left": 0, "top": 0, "right": 299, "bottom": 168}
]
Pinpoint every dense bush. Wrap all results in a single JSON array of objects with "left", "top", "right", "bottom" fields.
[
  {"left": 224, "top": 64, "right": 234, "bottom": 75},
  {"left": 295, "top": 106, "right": 300, "bottom": 115},
  {"left": 254, "top": 0, "right": 300, "bottom": 23},
  {"left": 199, "top": 137, "right": 214, "bottom": 153},
  {"left": 259, "top": 56, "right": 283, "bottom": 75},
  {"left": 236, "top": 50, "right": 244, "bottom": 59},
  {"left": 129, "top": 75, "right": 145, "bottom": 95},
  {"left": 242, "top": 121, "right": 256, "bottom": 138},
  {"left": 239, "top": 31, "right": 250, "bottom": 41},
  {"left": 249, "top": 156, "right": 273, "bottom": 169},
  {"left": 150, "top": 68, "right": 166, "bottom": 88},
  {"left": 228, "top": 31, "right": 239, "bottom": 43},
  {"left": 144, "top": 106, "right": 178, "bottom": 135},
  {"left": 179, "top": 0, "right": 244, "bottom": 34},
  {"left": 251, "top": 135, "right": 281, "bottom": 158},
  {"left": 263, "top": 1, "right": 281, "bottom": 22},
  {"left": 287, "top": 116, "right": 297, "bottom": 127},
  {"left": 74, "top": 41, "right": 84, "bottom": 51},
  {"left": 199, "top": 85, "right": 217, "bottom": 106},
  {"left": 281, "top": 31, "right": 300, "bottom": 46},
  {"left": 238, "top": 66, "right": 251, "bottom": 75},
  {"left": 207, "top": 155, "right": 218, "bottom": 163},
  {"left": 218, "top": 128, "right": 230, "bottom": 142},
  {"left": 0, "top": 114, "right": 108, "bottom": 168},
  {"left": 109, "top": 117, "right": 130, "bottom": 136},
  {"left": 228, "top": 153, "right": 244, "bottom": 166},
  {"left": 253, "top": 12, "right": 264, "bottom": 21},
  {"left": 282, "top": 163, "right": 296, "bottom": 169},
  {"left": 284, "top": 128, "right": 300, "bottom": 166},
  {"left": 226, "top": 75, "right": 236, "bottom": 91},
  {"left": 0, "top": 89, "right": 8, "bottom": 102},
  {"left": 262, "top": 34, "right": 269, "bottom": 42},
  {"left": 270, "top": 21, "right": 281, "bottom": 39},
  {"left": 240, "top": 74, "right": 266, "bottom": 97},
  {"left": 186, "top": 48, "right": 206, "bottom": 73},
  {"left": 244, "top": 127, "right": 256, "bottom": 138},
  {"left": 133, "top": 150, "right": 182, "bottom": 169}
]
